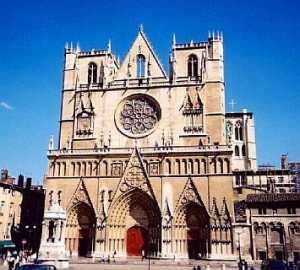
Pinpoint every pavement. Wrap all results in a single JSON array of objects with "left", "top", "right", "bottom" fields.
[{"left": 0, "top": 258, "right": 260, "bottom": 270}]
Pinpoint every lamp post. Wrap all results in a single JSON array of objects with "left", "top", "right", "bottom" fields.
[
  {"left": 264, "top": 225, "right": 269, "bottom": 259},
  {"left": 148, "top": 232, "right": 152, "bottom": 270},
  {"left": 25, "top": 225, "right": 36, "bottom": 255},
  {"left": 237, "top": 232, "right": 242, "bottom": 262},
  {"left": 236, "top": 227, "right": 243, "bottom": 269},
  {"left": 280, "top": 223, "right": 286, "bottom": 261}
]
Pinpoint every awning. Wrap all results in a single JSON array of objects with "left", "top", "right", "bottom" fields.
[{"left": 0, "top": 240, "right": 15, "bottom": 248}]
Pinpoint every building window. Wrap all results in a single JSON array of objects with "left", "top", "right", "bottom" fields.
[
  {"left": 278, "top": 176, "right": 284, "bottom": 183},
  {"left": 137, "top": 54, "right": 146, "bottom": 78},
  {"left": 88, "top": 62, "right": 97, "bottom": 84},
  {"left": 242, "top": 145, "right": 246, "bottom": 156},
  {"left": 287, "top": 208, "right": 296, "bottom": 214},
  {"left": 235, "top": 175, "right": 246, "bottom": 186},
  {"left": 235, "top": 122, "right": 243, "bottom": 141},
  {"left": 187, "top": 54, "right": 198, "bottom": 77},
  {"left": 0, "top": 201, "right": 4, "bottom": 215},
  {"left": 258, "top": 208, "right": 267, "bottom": 215},
  {"left": 9, "top": 203, "right": 13, "bottom": 217},
  {"left": 293, "top": 252, "right": 300, "bottom": 262},
  {"left": 259, "top": 251, "right": 267, "bottom": 260},
  {"left": 235, "top": 145, "right": 240, "bottom": 156}
]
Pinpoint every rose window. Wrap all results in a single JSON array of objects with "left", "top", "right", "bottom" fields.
[{"left": 116, "top": 95, "right": 160, "bottom": 138}]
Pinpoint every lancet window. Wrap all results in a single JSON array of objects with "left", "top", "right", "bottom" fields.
[
  {"left": 88, "top": 62, "right": 97, "bottom": 84},
  {"left": 235, "top": 121, "right": 243, "bottom": 141},
  {"left": 187, "top": 54, "right": 198, "bottom": 77},
  {"left": 137, "top": 54, "right": 146, "bottom": 78}
]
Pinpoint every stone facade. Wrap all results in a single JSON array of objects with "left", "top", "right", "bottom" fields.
[
  {"left": 246, "top": 193, "right": 300, "bottom": 262},
  {"left": 0, "top": 170, "right": 21, "bottom": 242},
  {"left": 43, "top": 27, "right": 258, "bottom": 260}
]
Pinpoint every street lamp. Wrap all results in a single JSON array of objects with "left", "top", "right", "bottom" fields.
[
  {"left": 148, "top": 231, "right": 152, "bottom": 270},
  {"left": 236, "top": 227, "right": 244, "bottom": 269},
  {"left": 25, "top": 225, "right": 36, "bottom": 255}
]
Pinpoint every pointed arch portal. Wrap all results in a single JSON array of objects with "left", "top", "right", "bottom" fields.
[
  {"left": 66, "top": 202, "right": 96, "bottom": 257},
  {"left": 108, "top": 188, "right": 161, "bottom": 257},
  {"left": 175, "top": 202, "right": 210, "bottom": 259}
]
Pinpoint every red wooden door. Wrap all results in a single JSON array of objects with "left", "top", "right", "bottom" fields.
[{"left": 126, "top": 226, "right": 148, "bottom": 256}]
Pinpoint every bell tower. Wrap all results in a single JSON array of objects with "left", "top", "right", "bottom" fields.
[{"left": 170, "top": 32, "right": 225, "bottom": 145}]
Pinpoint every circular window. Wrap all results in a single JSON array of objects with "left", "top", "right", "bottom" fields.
[{"left": 115, "top": 94, "right": 161, "bottom": 138}]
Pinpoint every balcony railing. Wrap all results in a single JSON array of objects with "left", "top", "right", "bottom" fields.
[{"left": 48, "top": 144, "right": 232, "bottom": 157}]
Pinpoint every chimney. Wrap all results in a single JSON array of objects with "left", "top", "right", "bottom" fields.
[
  {"left": 18, "top": 174, "right": 24, "bottom": 187},
  {"left": 26, "top": 177, "right": 32, "bottom": 190}
]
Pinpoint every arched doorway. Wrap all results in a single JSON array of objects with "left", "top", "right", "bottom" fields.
[
  {"left": 108, "top": 189, "right": 161, "bottom": 257},
  {"left": 126, "top": 226, "right": 148, "bottom": 256},
  {"left": 66, "top": 202, "right": 96, "bottom": 257},
  {"left": 186, "top": 203, "right": 209, "bottom": 259},
  {"left": 78, "top": 215, "right": 91, "bottom": 257}
]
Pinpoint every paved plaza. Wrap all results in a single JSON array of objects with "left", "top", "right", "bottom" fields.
[{"left": 0, "top": 258, "right": 260, "bottom": 270}]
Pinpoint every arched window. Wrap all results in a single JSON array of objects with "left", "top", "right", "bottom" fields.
[
  {"left": 76, "top": 162, "right": 81, "bottom": 176},
  {"left": 195, "top": 159, "right": 200, "bottom": 174},
  {"left": 187, "top": 54, "right": 198, "bottom": 77},
  {"left": 82, "top": 162, "right": 87, "bottom": 176},
  {"left": 235, "top": 145, "right": 240, "bottom": 156},
  {"left": 137, "top": 54, "right": 146, "bottom": 78},
  {"left": 88, "top": 62, "right": 97, "bottom": 84},
  {"left": 218, "top": 158, "right": 224, "bottom": 174},
  {"left": 182, "top": 159, "right": 188, "bottom": 174},
  {"left": 235, "top": 121, "right": 243, "bottom": 141},
  {"left": 165, "top": 159, "right": 172, "bottom": 175},
  {"left": 242, "top": 145, "right": 246, "bottom": 156},
  {"left": 71, "top": 162, "right": 75, "bottom": 176},
  {"left": 103, "top": 161, "right": 108, "bottom": 175},
  {"left": 88, "top": 162, "right": 93, "bottom": 176},
  {"left": 224, "top": 158, "right": 230, "bottom": 173},
  {"left": 188, "top": 159, "right": 194, "bottom": 174},
  {"left": 175, "top": 159, "right": 181, "bottom": 174},
  {"left": 201, "top": 159, "right": 207, "bottom": 174}
]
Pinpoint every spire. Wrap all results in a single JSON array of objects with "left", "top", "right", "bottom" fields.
[
  {"left": 127, "top": 54, "right": 132, "bottom": 77},
  {"left": 194, "top": 88, "right": 203, "bottom": 110},
  {"left": 80, "top": 92, "right": 85, "bottom": 111},
  {"left": 172, "top": 33, "right": 176, "bottom": 47},
  {"left": 182, "top": 88, "right": 193, "bottom": 110},
  {"left": 76, "top": 42, "right": 80, "bottom": 53},
  {"left": 107, "top": 39, "right": 111, "bottom": 53},
  {"left": 139, "top": 24, "right": 144, "bottom": 32}
]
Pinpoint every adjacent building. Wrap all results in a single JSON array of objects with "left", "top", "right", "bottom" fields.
[{"left": 0, "top": 169, "right": 45, "bottom": 256}]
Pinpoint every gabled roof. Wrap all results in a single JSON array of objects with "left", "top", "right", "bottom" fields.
[{"left": 115, "top": 25, "right": 167, "bottom": 80}]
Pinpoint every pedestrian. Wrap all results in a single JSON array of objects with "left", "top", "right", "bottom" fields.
[
  {"left": 197, "top": 265, "right": 201, "bottom": 270},
  {"left": 173, "top": 251, "right": 177, "bottom": 261},
  {"left": 113, "top": 250, "right": 116, "bottom": 262},
  {"left": 92, "top": 252, "right": 95, "bottom": 263},
  {"left": 7, "top": 256, "right": 15, "bottom": 270},
  {"left": 141, "top": 249, "right": 145, "bottom": 261}
]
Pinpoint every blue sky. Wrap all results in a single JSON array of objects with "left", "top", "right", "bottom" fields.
[{"left": 1, "top": 0, "right": 299, "bottom": 183}]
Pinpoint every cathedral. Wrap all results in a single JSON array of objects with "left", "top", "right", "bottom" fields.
[{"left": 40, "top": 26, "right": 258, "bottom": 261}]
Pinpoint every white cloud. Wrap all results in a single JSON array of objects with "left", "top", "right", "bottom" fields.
[{"left": 0, "top": 102, "right": 13, "bottom": 110}]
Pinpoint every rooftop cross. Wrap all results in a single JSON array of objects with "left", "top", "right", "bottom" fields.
[{"left": 229, "top": 99, "right": 236, "bottom": 112}]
